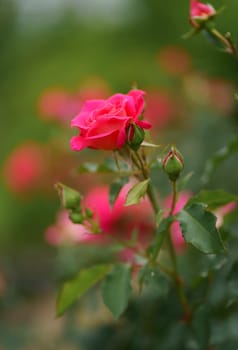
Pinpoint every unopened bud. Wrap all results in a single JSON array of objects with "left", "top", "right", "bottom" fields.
[
  {"left": 69, "top": 211, "right": 84, "bottom": 224},
  {"left": 55, "top": 183, "right": 82, "bottom": 210},
  {"left": 127, "top": 123, "right": 145, "bottom": 151},
  {"left": 163, "top": 146, "right": 184, "bottom": 181}
]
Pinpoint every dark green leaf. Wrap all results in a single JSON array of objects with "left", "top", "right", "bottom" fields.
[
  {"left": 57, "top": 264, "right": 110, "bottom": 316},
  {"left": 192, "top": 304, "right": 210, "bottom": 348},
  {"left": 125, "top": 179, "right": 150, "bottom": 206},
  {"left": 101, "top": 264, "right": 131, "bottom": 319},
  {"left": 177, "top": 203, "right": 225, "bottom": 254},
  {"left": 138, "top": 265, "right": 169, "bottom": 297},
  {"left": 148, "top": 216, "right": 173, "bottom": 262},
  {"left": 187, "top": 189, "right": 238, "bottom": 210},
  {"left": 202, "top": 137, "right": 238, "bottom": 184}
]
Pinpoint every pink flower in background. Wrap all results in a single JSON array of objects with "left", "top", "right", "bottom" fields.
[
  {"left": 144, "top": 90, "right": 175, "bottom": 130},
  {"left": 45, "top": 210, "right": 101, "bottom": 246},
  {"left": 71, "top": 89, "right": 151, "bottom": 151},
  {"left": 38, "top": 89, "right": 81, "bottom": 124},
  {"left": 158, "top": 46, "right": 192, "bottom": 76},
  {"left": 3, "top": 142, "right": 46, "bottom": 194},
  {"left": 214, "top": 202, "right": 237, "bottom": 227},
  {"left": 190, "top": 0, "right": 216, "bottom": 28},
  {"left": 46, "top": 183, "right": 154, "bottom": 262}
]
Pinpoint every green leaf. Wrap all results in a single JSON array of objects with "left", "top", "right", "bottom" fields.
[
  {"left": 202, "top": 137, "right": 238, "bottom": 184},
  {"left": 177, "top": 171, "right": 194, "bottom": 192},
  {"left": 192, "top": 304, "right": 210, "bottom": 348},
  {"left": 57, "top": 264, "right": 110, "bottom": 316},
  {"left": 148, "top": 217, "right": 173, "bottom": 262},
  {"left": 138, "top": 265, "right": 169, "bottom": 297},
  {"left": 187, "top": 189, "right": 238, "bottom": 210},
  {"left": 101, "top": 264, "right": 132, "bottom": 319},
  {"left": 109, "top": 177, "right": 128, "bottom": 207},
  {"left": 125, "top": 179, "right": 150, "bottom": 206},
  {"left": 177, "top": 203, "right": 225, "bottom": 254}
]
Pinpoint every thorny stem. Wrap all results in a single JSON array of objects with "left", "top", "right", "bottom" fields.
[
  {"left": 131, "top": 149, "right": 191, "bottom": 320},
  {"left": 210, "top": 28, "right": 238, "bottom": 57}
]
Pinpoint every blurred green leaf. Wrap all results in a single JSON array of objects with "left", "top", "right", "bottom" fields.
[
  {"left": 148, "top": 216, "right": 173, "bottom": 261},
  {"left": 57, "top": 264, "right": 111, "bottom": 316},
  {"left": 178, "top": 203, "right": 225, "bottom": 254},
  {"left": 138, "top": 265, "right": 169, "bottom": 296},
  {"left": 192, "top": 304, "right": 210, "bottom": 348},
  {"left": 202, "top": 137, "right": 238, "bottom": 184},
  {"left": 102, "top": 264, "right": 131, "bottom": 319},
  {"left": 187, "top": 189, "right": 238, "bottom": 210},
  {"left": 125, "top": 179, "right": 150, "bottom": 206}
]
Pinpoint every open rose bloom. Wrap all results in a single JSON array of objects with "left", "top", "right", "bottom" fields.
[
  {"left": 190, "top": 0, "right": 216, "bottom": 28},
  {"left": 71, "top": 89, "right": 151, "bottom": 151}
]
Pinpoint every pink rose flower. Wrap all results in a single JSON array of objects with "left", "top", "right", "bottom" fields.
[
  {"left": 70, "top": 89, "right": 151, "bottom": 151},
  {"left": 190, "top": 0, "right": 216, "bottom": 28}
]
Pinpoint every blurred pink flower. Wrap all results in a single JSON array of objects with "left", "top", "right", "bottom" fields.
[
  {"left": 71, "top": 89, "right": 151, "bottom": 152},
  {"left": 158, "top": 46, "right": 192, "bottom": 76},
  {"left": 144, "top": 90, "right": 175, "bottom": 130},
  {"left": 38, "top": 89, "right": 81, "bottom": 124},
  {"left": 45, "top": 210, "right": 101, "bottom": 246},
  {"left": 190, "top": 0, "right": 216, "bottom": 28},
  {"left": 46, "top": 183, "right": 154, "bottom": 264},
  {"left": 3, "top": 142, "right": 46, "bottom": 194},
  {"left": 214, "top": 202, "right": 237, "bottom": 228}
]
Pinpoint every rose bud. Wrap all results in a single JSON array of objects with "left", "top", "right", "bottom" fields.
[
  {"left": 163, "top": 146, "right": 184, "bottom": 182},
  {"left": 190, "top": 0, "right": 216, "bottom": 29}
]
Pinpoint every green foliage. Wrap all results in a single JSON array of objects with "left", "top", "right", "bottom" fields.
[
  {"left": 102, "top": 264, "right": 132, "bottom": 319},
  {"left": 192, "top": 304, "right": 210, "bottom": 348},
  {"left": 178, "top": 203, "right": 225, "bottom": 254},
  {"left": 148, "top": 216, "right": 173, "bottom": 261},
  {"left": 57, "top": 264, "right": 110, "bottom": 316},
  {"left": 55, "top": 182, "right": 82, "bottom": 210},
  {"left": 127, "top": 124, "right": 145, "bottom": 151},
  {"left": 202, "top": 137, "right": 238, "bottom": 184},
  {"left": 125, "top": 179, "right": 150, "bottom": 206},
  {"left": 138, "top": 265, "right": 169, "bottom": 297},
  {"left": 187, "top": 189, "right": 238, "bottom": 210}
]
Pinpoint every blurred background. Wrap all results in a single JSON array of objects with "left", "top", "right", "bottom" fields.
[{"left": 0, "top": 0, "right": 238, "bottom": 348}]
